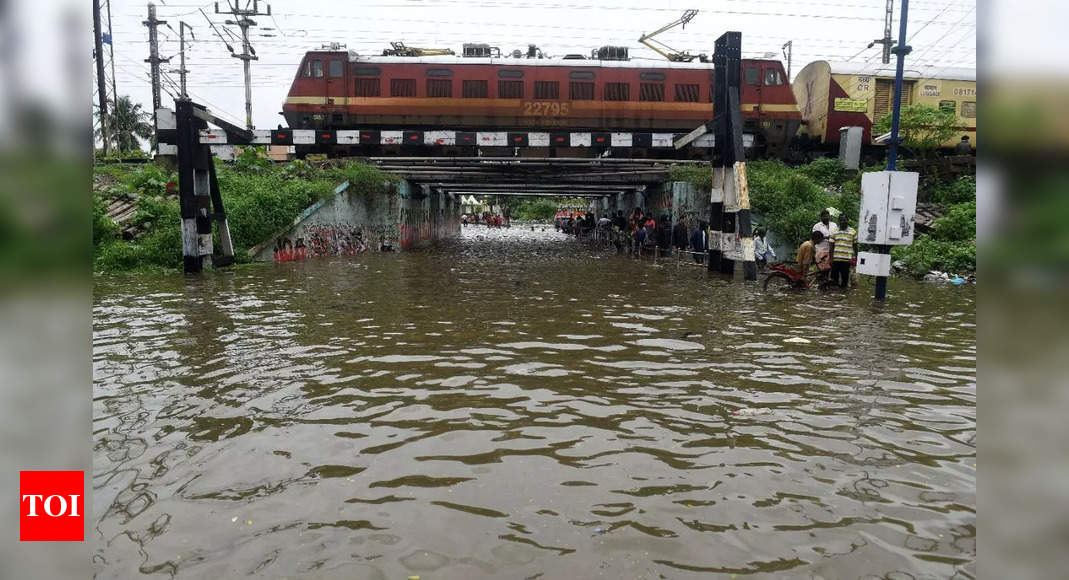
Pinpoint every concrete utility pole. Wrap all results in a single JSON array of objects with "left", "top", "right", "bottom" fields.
[
  {"left": 869, "top": 0, "right": 895, "bottom": 64},
  {"left": 93, "top": 0, "right": 109, "bottom": 155},
  {"left": 216, "top": 0, "right": 271, "bottom": 130},
  {"left": 174, "top": 21, "right": 194, "bottom": 100},
  {"left": 105, "top": 0, "right": 119, "bottom": 138},
  {"left": 144, "top": 3, "right": 170, "bottom": 143},
  {"left": 875, "top": 0, "right": 912, "bottom": 301},
  {"left": 782, "top": 40, "right": 792, "bottom": 81}
]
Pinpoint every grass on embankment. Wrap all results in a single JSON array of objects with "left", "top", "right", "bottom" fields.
[
  {"left": 93, "top": 149, "right": 397, "bottom": 273},
  {"left": 669, "top": 158, "right": 976, "bottom": 277}
]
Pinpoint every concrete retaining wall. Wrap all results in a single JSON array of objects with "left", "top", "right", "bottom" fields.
[{"left": 249, "top": 179, "right": 460, "bottom": 261}]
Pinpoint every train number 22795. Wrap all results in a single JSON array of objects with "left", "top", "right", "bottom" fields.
[{"left": 522, "top": 101, "right": 571, "bottom": 116}]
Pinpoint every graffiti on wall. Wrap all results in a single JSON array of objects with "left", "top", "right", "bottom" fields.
[{"left": 272, "top": 222, "right": 400, "bottom": 262}]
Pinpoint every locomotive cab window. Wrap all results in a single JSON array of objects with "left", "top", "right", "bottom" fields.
[
  {"left": 534, "top": 81, "right": 559, "bottom": 100},
  {"left": 745, "top": 67, "right": 759, "bottom": 85},
  {"left": 305, "top": 59, "right": 324, "bottom": 78},
  {"left": 939, "top": 100, "right": 957, "bottom": 114},
  {"left": 329, "top": 60, "right": 344, "bottom": 78},
  {"left": 961, "top": 101, "right": 976, "bottom": 118},
  {"left": 764, "top": 68, "right": 783, "bottom": 86}
]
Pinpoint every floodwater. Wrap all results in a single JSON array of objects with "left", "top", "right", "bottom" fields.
[{"left": 93, "top": 226, "right": 975, "bottom": 579}]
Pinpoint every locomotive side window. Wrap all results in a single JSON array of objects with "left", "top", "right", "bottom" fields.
[
  {"left": 427, "top": 79, "right": 453, "bottom": 98},
  {"left": 674, "top": 84, "right": 700, "bottom": 102},
  {"left": 745, "top": 67, "right": 759, "bottom": 85},
  {"left": 961, "top": 101, "right": 976, "bottom": 118},
  {"left": 569, "top": 71, "right": 595, "bottom": 80},
  {"left": 354, "top": 67, "right": 381, "bottom": 76},
  {"left": 605, "top": 82, "right": 630, "bottom": 101},
  {"left": 498, "top": 69, "right": 524, "bottom": 78},
  {"left": 639, "top": 72, "right": 665, "bottom": 81},
  {"left": 534, "top": 81, "right": 559, "bottom": 100},
  {"left": 764, "top": 68, "right": 783, "bottom": 86},
  {"left": 939, "top": 100, "right": 957, "bottom": 114},
  {"left": 426, "top": 68, "right": 453, "bottom": 77},
  {"left": 570, "top": 82, "right": 594, "bottom": 100},
  {"left": 391, "top": 79, "right": 416, "bottom": 97},
  {"left": 498, "top": 80, "right": 524, "bottom": 99},
  {"left": 639, "top": 83, "right": 664, "bottom": 102},
  {"left": 463, "top": 80, "right": 489, "bottom": 98},
  {"left": 306, "top": 59, "right": 324, "bottom": 78},
  {"left": 329, "top": 60, "right": 343, "bottom": 78},
  {"left": 355, "top": 78, "right": 380, "bottom": 97}
]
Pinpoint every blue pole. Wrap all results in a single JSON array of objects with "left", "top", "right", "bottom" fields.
[{"left": 876, "top": 0, "right": 911, "bottom": 300}]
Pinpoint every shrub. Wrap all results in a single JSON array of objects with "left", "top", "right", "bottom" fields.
[
  {"left": 123, "top": 164, "right": 174, "bottom": 196},
  {"left": 930, "top": 175, "right": 976, "bottom": 205},
  {"left": 93, "top": 195, "right": 121, "bottom": 245},
  {"left": 233, "top": 146, "right": 273, "bottom": 173},
  {"left": 512, "top": 198, "right": 558, "bottom": 220},
  {"left": 331, "top": 161, "right": 399, "bottom": 196},
  {"left": 930, "top": 202, "right": 976, "bottom": 241},
  {"left": 892, "top": 237, "right": 976, "bottom": 276}
]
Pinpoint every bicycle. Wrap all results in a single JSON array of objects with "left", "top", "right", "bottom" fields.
[{"left": 762, "top": 262, "right": 833, "bottom": 292}]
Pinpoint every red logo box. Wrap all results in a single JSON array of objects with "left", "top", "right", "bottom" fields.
[{"left": 20, "top": 471, "right": 84, "bottom": 541}]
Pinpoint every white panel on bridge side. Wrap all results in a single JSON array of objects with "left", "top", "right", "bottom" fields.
[
  {"left": 380, "top": 130, "right": 403, "bottom": 145},
  {"left": 156, "top": 108, "right": 175, "bottom": 130},
  {"left": 292, "top": 130, "right": 316, "bottom": 145},
  {"left": 158, "top": 143, "right": 177, "bottom": 155},
  {"left": 199, "top": 129, "right": 227, "bottom": 144},
  {"left": 528, "top": 132, "right": 550, "bottom": 147},
  {"left": 425, "top": 131, "right": 455, "bottom": 145},
  {"left": 477, "top": 132, "right": 506, "bottom": 146},
  {"left": 651, "top": 133, "right": 674, "bottom": 148},
  {"left": 252, "top": 130, "right": 272, "bottom": 144},
  {"left": 694, "top": 133, "right": 716, "bottom": 147},
  {"left": 570, "top": 133, "right": 591, "bottom": 147},
  {"left": 336, "top": 130, "right": 360, "bottom": 144},
  {"left": 611, "top": 133, "right": 633, "bottom": 147},
  {"left": 211, "top": 145, "right": 236, "bottom": 160}
]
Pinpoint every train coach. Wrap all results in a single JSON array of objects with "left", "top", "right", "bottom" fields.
[
  {"left": 791, "top": 60, "right": 976, "bottom": 150},
  {"left": 281, "top": 48, "right": 801, "bottom": 158}
]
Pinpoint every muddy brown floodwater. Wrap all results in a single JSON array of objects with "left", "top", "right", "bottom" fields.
[{"left": 93, "top": 226, "right": 975, "bottom": 579}]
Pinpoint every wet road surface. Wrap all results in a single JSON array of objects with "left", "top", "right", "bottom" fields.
[{"left": 93, "top": 226, "right": 975, "bottom": 578}]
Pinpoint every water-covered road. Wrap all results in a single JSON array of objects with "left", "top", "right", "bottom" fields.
[{"left": 93, "top": 226, "right": 976, "bottom": 578}]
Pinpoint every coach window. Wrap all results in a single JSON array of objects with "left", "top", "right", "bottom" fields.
[
  {"left": 639, "top": 83, "right": 664, "bottom": 102},
  {"left": 329, "top": 60, "right": 343, "bottom": 78},
  {"left": 939, "top": 100, "right": 956, "bottom": 114},
  {"left": 534, "top": 81, "right": 559, "bottom": 100},
  {"left": 674, "top": 84, "right": 700, "bottom": 102},
  {"left": 605, "top": 82, "right": 630, "bottom": 101},
  {"left": 355, "top": 78, "right": 380, "bottom": 97},
  {"left": 391, "top": 79, "right": 416, "bottom": 97},
  {"left": 427, "top": 79, "right": 452, "bottom": 97},
  {"left": 961, "top": 101, "right": 976, "bottom": 118},
  {"left": 745, "top": 67, "right": 759, "bottom": 85},
  {"left": 498, "top": 80, "right": 524, "bottom": 98},
  {"left": 463, "top": 80, "right": 489, "bottom": 98}
]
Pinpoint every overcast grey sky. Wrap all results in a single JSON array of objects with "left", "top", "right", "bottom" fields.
[{"left": 105, "top": 0, "right": 978, "bottom": 130}]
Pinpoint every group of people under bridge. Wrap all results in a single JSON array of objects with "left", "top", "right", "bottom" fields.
[{"left": 568, "top": 208, "right": 860, "bottom": 289}]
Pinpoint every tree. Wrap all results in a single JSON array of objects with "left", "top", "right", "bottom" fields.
[
  {"left": 873, "top": 104, "right": 958, "bottom": 157},
  {"left": 97, "top": 96, "right": 154, "bottom": 153}
]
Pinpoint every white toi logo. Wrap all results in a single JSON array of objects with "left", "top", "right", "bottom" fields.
[{"left": 21, "top": 494, "right": 81, "bottom": 517}]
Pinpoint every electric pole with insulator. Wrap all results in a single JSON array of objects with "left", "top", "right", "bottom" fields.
[
  {"left": 144, "top": 3, "right": 170, "bottom": 146},
  {"left": 172, "top": 21, "right": 194, "bottom": 100},
  {"left": 216, "top": 0, "right": 271, "bottom": 130},
  {"left": 93, "top": 0, "right": 110, "bottom": 155}
]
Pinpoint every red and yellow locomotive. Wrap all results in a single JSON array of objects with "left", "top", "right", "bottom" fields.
[{"left": 281, "top": 48, "right": 801, "bottom": 157}]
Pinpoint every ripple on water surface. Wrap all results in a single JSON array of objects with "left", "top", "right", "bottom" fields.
[{"left": 93, "top": 226, "right": 975, "bottom": 578}]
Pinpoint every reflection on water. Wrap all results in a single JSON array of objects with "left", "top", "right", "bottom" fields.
[{"left": 93, "top": 227, "right": 975, "bottom": 578}]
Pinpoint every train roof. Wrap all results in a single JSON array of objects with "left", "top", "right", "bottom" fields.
[
  {"left": 339, "top": 52, "right": 781, "bottom": 70},
  {"left": 823, "top": 60, "right": 975, "bottom": 82}
]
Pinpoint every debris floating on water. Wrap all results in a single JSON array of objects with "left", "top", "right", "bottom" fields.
[
  {"left": 733, "top": 407, "right": 773, "bottom": 416},
  {"left": 784, "top": 337, "right": 811, "bottom": 344}
]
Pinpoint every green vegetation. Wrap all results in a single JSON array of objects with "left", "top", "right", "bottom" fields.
[
  {"left": 511, "top": 198, "right": 559, "bottom": 221},
  {"left": 873, "top": 104, "right": 958, "bottom": 157},
  {"left": 95, "top": 95, "right": 154, "bottom": 153},
  {"left": 93, "top": 153, "right": 394, "bottom": 273},
  {"left": 671, "top": 158, "right": 976, "bottom": 277}
]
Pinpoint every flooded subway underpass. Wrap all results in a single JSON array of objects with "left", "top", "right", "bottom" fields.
[{"left": 92, "top": 226, "right": 976, "bottom": 579}]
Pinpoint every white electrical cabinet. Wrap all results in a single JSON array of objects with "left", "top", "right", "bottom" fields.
[
  {"left": 859, "top": 171, "right": 918, "bottom": 246},
  {"left": 838, "top": 126, "right": 863, "bottom": 170}
]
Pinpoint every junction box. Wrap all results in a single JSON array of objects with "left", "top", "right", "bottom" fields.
[{"left": 856, "top": 170, "right": 918, "bottom": 277}]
